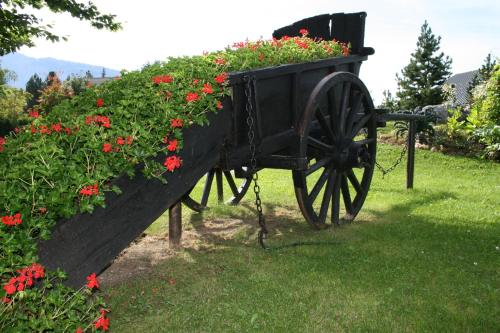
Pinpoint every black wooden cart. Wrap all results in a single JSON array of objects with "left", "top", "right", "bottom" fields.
[{"left": 39, "top": 12, "right": 422, "bottom": 286}]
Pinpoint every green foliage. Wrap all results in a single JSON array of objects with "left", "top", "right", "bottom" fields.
[
  {"left": 378, "top": 89, "right": 398, "bottom": 112},
  {"left": 25, "top": 73, "right": 45, "bottom": 109},
  {"left": 0, "top": 35, "right": 349, "bottom": 330},
  {"left": 441, "top": 65, "right": 500, "bottom": 159},
  {"left": 0, "top": 0, "right": 121, "bottom": 55},
  {"left": 393, "top": 108, "right": 437, "bottom": 144},
  {"left": 467, "top": 54, "right": 497, "bottom": 104},
  {"left": 0, "top": 86, "right": 30, "bottom": 135},
  {"left": 396, "top": 21, "right": 452, "bottom": 109}
]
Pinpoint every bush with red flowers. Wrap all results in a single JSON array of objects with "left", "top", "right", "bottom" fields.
[{"left": 0, "top": 33, "right": 349, "bottom": 331}]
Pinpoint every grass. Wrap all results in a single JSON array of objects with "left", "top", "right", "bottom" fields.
[{"left": 105, "top": 143, "right": 499, "bottom": 332}]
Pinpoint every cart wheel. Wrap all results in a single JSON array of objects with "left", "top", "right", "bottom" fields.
[
  {"left": 182, "top": 167, "right": 252, "bottom": 212},
  {"left": 293, "top": 72, "right": 376, "bottom": 229}
]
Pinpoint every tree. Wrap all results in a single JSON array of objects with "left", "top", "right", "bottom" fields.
[
  {"left": 378, "top": 89, "right": 398, "bottom": 112},
  {"left": 395, "top": 21, "right": 452, "bottom": 110},
  {"left": 101, "top": 67, "right": 106, "bottom": 78},
  {"left": 0, "top": 0, "right": 121, "bottom": 56},
  {"left": 467, "top": 54, "right": 497, "bottom": 103},
  {"left": 25, "top": 73, "right": 45, "bottom": 109}
]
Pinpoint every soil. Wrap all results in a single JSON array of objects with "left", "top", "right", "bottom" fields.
[{"left": 98, "top": 217, "right": 250, "bottom": 287}]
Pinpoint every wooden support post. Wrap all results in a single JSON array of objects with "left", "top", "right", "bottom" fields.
[
  {"left": 406, "top": 120, "right": 416, "bottom": 189},
  {"left": 168, "top": 201, "right": 182, "bottom": 248}
]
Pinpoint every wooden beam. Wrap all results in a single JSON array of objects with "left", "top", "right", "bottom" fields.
[{"left": 169, "top": 201, "right": 182, "bottom": 248}]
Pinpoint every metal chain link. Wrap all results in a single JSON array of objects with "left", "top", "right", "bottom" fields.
[
  {"left": 244, "top": 76, "right": 268, "bottom": 248},
  {"left": 375, "top": 138, "right": 408, "bottom": 178}
]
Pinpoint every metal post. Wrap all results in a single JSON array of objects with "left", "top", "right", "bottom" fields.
[
  {"left": 406, "top": 120, "right": 416, "bottom": 189},
  {"left": 168, "top": 201, "right": 182, "bottom": 248}
]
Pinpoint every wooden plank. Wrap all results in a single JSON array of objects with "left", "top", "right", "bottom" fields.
[
  {"left": 169, "top": 201, "right": 182, "bottom": 248},
  {"left": 38, "top": 107, "right": 231, "bottom": 287}
]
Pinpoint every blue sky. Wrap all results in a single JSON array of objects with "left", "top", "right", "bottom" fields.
[{"left": 11, "top": 0, "right": 500, "bottom": 103}]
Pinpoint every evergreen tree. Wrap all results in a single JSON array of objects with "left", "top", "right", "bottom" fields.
[
  {"left": 379, "top": 89, "right": 398, "bottom": 112},
  {"left": 101, "top": 67, "right": 106, "bottom": 78},
  {"left": 85, "top": 70, "right": 93, "bottom": 79},
  {"left": 467, "top": 54, "right": 497, "bottom": 104},
  {"left": 396, "top": 21, "right": 452, "bottom": 109},
  {"left": 25, "top": 74, "right": 45, "bottom": 109}
]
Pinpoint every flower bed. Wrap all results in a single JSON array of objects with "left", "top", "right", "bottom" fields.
[{"left": 1, "top": 31, "right": 348, "bottom": 331}]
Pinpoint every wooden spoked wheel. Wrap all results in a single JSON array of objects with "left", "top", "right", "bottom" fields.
[
  {"left": 182, "top": 167, "right": 252, "bottom": 213},
  {"left": 293, "top": 72, "right": 377, "bottom": 229}
]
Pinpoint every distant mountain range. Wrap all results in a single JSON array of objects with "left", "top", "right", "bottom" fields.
[{"left": 0, "top": 53, "right": 121, "bottom": 89}]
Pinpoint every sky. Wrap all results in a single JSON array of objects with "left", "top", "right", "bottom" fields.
[{"left": 13, "top": 0, "right": 500, "bottom": 104}]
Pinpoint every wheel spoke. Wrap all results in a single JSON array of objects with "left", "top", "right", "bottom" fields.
[
  {"left": 349, "top": 112, "right": 373, "bottom": 140},
  {"left": 339, "top": 82, "right": 352, "bottom": 136},
  {"left": 200, "top": 170, "right": 215, "bottom": 206},
  {"left": 308, "top": 136, "right": 333, "bottom": 152},
  {"left": 315, "top": 108, "right": 335, "bottom": 142},
  {"left": 345, "top": 93, "right": 363, "bottom": 136},
  {"left": 308, "top": 168, "right": 329, "bottom": 204},
  {"left": 341, "top": 175, "right": 354, "bottom": 217},
  {"left": 319, "top": 169, "right": 335, "bottom": 223},
  {"left": 346, "top": 169, "right": 363, "bottom": 196},
  {"left": 306, "top": 157, "right": 331, "bottom": 176},
  {"left": 331, "top": 170, "right": 341, "bottom": 225},
  {"left": 215, "top": 169, "right": 223, "bottom": 203},
  {"left": 223, "top": 171, "right": 239, "bottom": 197}
]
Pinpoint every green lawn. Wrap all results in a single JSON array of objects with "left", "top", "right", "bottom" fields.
[{"left": 106, "top": 144, "right": 499, "bottom": 332}]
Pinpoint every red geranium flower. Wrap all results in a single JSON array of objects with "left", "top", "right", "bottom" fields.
[
  {"left": 186, "top": 92, "right": 199, "bottom": 102},
  {"left": 0, "top": 136, "right": 5, "bottom": 152},
  {"left": 170, "top": 118, "right": 183, "bottom": 128},
  {"left": 94, "top": 310, "right": 110, "bottom": 331},
  {"left": 216, "top": 101, "right": 223, "bottom": 109},
  {"left": 102, "top": 143, "right": 112, "bottom": 153},
  {"left": 215, "top": 72, "right": 228, "bottom": 84},
  {"left": 86, "top": 273, "right": 100, "bottom": 290},
  {"left": 299, "top": 28, "right": 309, "bottom": 36},
  {"left": 215, "top": 57, "right": 226, "bottom": 65},
  {"left": 162, "top": 75, "right": 173, "bottom": 83},
  {"left": 80, "top": 184, "right": 99, "bottom": 196},
  {"left": 2, "top": 213, "right": 22, "bottom": 226},
  {"left": 125, "top": 136, "right": 133, "bottom": 145},
  {"left": 167, "top": 139, "right": 178, "bottom": 152},
  {"left": 164, "top": 155, "right": 182, "bottom": 172},
  {"left": 75, "top": 328, "right": 83, "bottom": 333},
  {"left": 152, "top": 76, "right": 162, "bottom": 85},
  {"left": 51, "top": 123, "right": 62, "bottom": 133},
  {"left": 29, "top": 110, "right": 40, "bottom": 118},
  {"left": 202, "top": 83, "right": 213, "bottom": 94},
  {"left": 116, "top": 137, "right": 125, "bottom": 146},
  {"left": 2, "top": 297, "right": 11, "bottom": 304},
  {"left": 65, "top": 127, "right": 72, "bottom": 135},
  {"left": 96, "top": 99, "right": 104, "bottom": 107},
  {"left": 3, "top": 279, "right": 16, "bottom": 295}
]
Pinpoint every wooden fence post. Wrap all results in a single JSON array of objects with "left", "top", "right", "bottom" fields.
[
  {"left": 169, "top": 201, "right": 182, "bottom": 248},
  {"left": 406, "top": 120, "right": 416, "bottom": 189}
]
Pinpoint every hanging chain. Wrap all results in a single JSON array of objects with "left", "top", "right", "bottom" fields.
[
  {"left": 244, "top": 75, "right": 268, "bottom": 249},
  {"left": 375, "top": 138, "right": 408, "bottom": 178}
]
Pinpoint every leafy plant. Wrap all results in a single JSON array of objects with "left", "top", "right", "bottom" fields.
[{"left": 394, "top": 108, "right": 437, "bottom": 144}]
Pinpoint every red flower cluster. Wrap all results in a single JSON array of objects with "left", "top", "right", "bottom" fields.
[
  {"left": 3, "top": 263, "right": 45, "bottom": 298},
  {"left": 152, "top": 75, "right": 173, "bottom": 85},
  {"left": 29, "top": 109, "right": 40, "bottom": 118},
  {"left": 342, "top": 44, "right": 350, "bottom": 56},
  {"left": 186, "top": 92, "right": 199, "bottom": 102},
  {"left": 0, "top": 136, "right": 5, "bottom": 152},
  {"left": 170, "top": 118, "right": 183, "bottom": 128},
  {"left": 215, "top": 72, "right": 228, "bottom": 85},
  {"left": 80, "top": 184, "right": 99, "bottom": 196},
  {"left": 294, "top": 38, "right": 309, "bottom": 49},
  {"left": 166, "top": 139, "right": 178, "bottom": 152},
  {"left": 85, "top": 115, "right": 111, "bottom": 128},
  {"left": 30, "top": 123, "right": 75, "bottom": 136},
  {"left": 94, "top": 309, "right": 110, "bottom": 331},
  {"left": 116, "top": 136, "right": 133, "bottom": 146},
  {"left": 86, "top": 273, "right": 100, "bottom": 290},
  {"left": 1, "top": 213, "right": 22, "bottom": 226},
  {"left": 216, "top": 100, "right": 223, "bottom": 110},
  {"left": 96, "top": 99, "right": 104, "bottom": 108},
  {"left": 102, "top": 143, "right": 113, "bottom": 153},
  {"left": 214, "top": 57, "right": 226, "bottom": 65},
  {"left": 164, "top": 155, "right": 182, "bottom": 172},
  {"left": 299, "top": 28, "right": 309, "bottom": 36},
  {"left": 202, "top": 83, "right": 213, "bottom": 94}
]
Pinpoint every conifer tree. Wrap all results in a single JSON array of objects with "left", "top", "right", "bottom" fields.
[
  {"left": 25, "top": 74, "right": 45, "bottom": 109},
  {"left": 396, "top": 21, "right": 452, "bottom": 109}
]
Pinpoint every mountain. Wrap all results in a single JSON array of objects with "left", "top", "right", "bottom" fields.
[{"left": 0, "top": 53, "right": 121, "bottom": 89}]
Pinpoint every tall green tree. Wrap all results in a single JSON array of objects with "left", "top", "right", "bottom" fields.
[
  {"left": 396, "top": 21, "right": 452, "bottom": 109},
  {"left": 0, "top": 0, "right": 121, "bottom": 55},
  {"left": 25, "top": 73, "right": 45, "bottom": 109}
]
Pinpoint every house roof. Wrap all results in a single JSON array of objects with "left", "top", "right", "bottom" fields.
[{"left": 445, "top": 70, "right": 478, "bottom": 106}]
